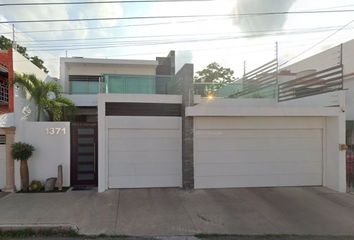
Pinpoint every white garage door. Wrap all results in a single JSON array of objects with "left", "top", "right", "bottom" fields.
[
  {"left": 195, "top": 117, "right": 323, "bottom": 189},
  {"left": 0, "top": 145, "right": 6, "bottom": 189},
  {"left": 108, "top": 117, "right": 181, "bottom": 188}
]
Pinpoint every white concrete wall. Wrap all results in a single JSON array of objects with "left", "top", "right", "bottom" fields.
[
  {"left": 282, "top": 39, "right": 354, "bottom": 75},
  {"left": 13, "top": 50, "right": 49, "bottom": 82},
  {"left": 280, "top": 39, "right": 354, "bottom": 120},
  {"left": 324, "top": 113, "right": 347, "bottom": 192},
  {"left": 65, "top": 94, "right": 97, "bottom": 107},
  {"left": 14, "top": 121, "right": 71, "bottom": 189},
  {"left": 12, "top": 49, "right": 50, "bottom": 139}
]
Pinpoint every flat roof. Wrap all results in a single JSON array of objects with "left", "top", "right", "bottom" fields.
[{"left": 60, "top": 57, "right": 158, "bottom": 66}]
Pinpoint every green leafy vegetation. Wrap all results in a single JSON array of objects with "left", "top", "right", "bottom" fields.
[
  {"left": 0, "top": 35, "right": 48, "bottom": 73},
  {"left": 14, "top": 73, "right": 76, "bottom": 121}
]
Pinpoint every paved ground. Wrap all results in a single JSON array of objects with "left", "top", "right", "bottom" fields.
[
  {"left": 4, "top": 237, "right": 354, "bottom": 240},
  {"left": 0, "top": 191, "right": 8, "bottom": 198},
  {"left": 1, "top": 187, "right": 354, "bottom": 236}
]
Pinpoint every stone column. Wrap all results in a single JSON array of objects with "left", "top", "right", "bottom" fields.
[
  {"left": 2, "top": 127, "right": 16, "bottom": 192},
  {"left": 176, "top": 64, "right": 194, "bottom": 189}
]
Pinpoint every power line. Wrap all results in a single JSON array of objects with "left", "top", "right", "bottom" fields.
[
  {"left": 1, "top": 5, "right": 353, "bottom": 34},
  {"left": 14, "top": 25, "right": 353, "bottom": 44},
  {"left": 0, "top": 17, "right": 231, "bottom": 35},
  {"left": 0, "top": 0, "right": 214, "bottom": 7},
  {"left": 24, "top": 29, "right": 354, "bottom": 52},
  {"left": 280, "top": 19, "right": 354, "bottom": 67},
  {"left": 2, "top": 10, "right": 354, "bottom": 24}
]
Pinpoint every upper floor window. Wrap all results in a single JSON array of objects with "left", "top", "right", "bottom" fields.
[{"left": 69, "top": 75, "right": 100, "bottom": 94}]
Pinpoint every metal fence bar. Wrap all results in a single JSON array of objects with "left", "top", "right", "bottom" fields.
[{"left": 278, "top": 65, "right": 343, "bottom": 102}]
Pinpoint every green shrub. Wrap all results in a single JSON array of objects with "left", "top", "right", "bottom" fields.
[
  {"left": 29, "top": 180, "right": 43, "bottom": 192},
  {"left": 11, "top": 142, "right": 35, "bottom": 161}
]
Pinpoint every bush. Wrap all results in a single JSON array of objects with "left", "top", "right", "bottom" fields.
[
  {"left": 12, "top": 142, "right": 35, "bottom": 161},
  {"left": 29, "top": 180, "right": 43, "bottom": 192}
]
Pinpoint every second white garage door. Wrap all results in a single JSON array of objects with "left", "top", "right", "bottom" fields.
[
  {"left": 194, "top": 117, "right": 324, "bottom": 189},
  {"left": 108, "top": 117, "right": 182, "bottom": 188}
]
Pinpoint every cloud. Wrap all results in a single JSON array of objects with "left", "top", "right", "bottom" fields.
[{"left": 233, "top": 0, "right": 296, "bottom": 33}]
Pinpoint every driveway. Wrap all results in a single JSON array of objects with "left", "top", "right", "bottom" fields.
[
  {"left": 0, "top": 191, "right": 8, "bottom": 199},
  {"left": 0, "top": 187, "right": 354, "bottom": 236}
]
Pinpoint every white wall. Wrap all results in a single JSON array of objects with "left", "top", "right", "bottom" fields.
[
  {"left": 13, "top": 50, "right": 49, "bottom": 81},
  {"left": 60, "top": 58, "right": 158, "bottom": 94},
  {"left": 282, "top": 39, "right": 354, "bottom": 75},
  {"left": 65, "top": 94, "right": 97, "bottom": 107},
  {"left": 14, "top": 121, "right": 71, "bottom": 189},
  {"left": 324, "top": 114, "right": 347, "bottom": 192}
]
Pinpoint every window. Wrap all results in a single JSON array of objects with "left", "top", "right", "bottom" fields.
[{"left": 69, "top": 75, "right": 100, "bottom": 94}]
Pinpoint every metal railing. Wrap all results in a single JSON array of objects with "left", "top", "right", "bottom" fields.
[
  {"left": 0, "top": 82, "right": 8, "bottom": 104},
  {"left": 230, "top": 59, "right": 278, "bottom": 98},
  {"left": 278, "top": 65, "right": 343, "bottom": 102}
]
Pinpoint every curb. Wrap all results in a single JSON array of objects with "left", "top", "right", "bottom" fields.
[{"left": 0, "top": 223, "right": 79, "bottom": 233}]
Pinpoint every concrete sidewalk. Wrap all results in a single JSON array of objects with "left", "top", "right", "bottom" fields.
[{"left": 0, "top": 187, "right": 354, "bottom": 236}]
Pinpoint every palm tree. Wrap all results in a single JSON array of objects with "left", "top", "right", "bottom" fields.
[{"left": 14, "top": 73, "right": 75, "bottom": 121}]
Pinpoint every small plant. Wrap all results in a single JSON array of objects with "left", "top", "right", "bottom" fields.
[
  {"left": 28, "top": 180, "right": 43, "bottom": 192},
  {"left": 12, "top": 142, "right": 35, "bottom": 192}
]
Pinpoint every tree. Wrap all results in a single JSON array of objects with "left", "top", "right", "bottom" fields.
[
  {"left": 14, "top": 73, "right": 76, "bottom": 121},
  {"left": 30, "top": 56, "right": 48, "bottom": 73},
  {"left": 0, "top": 35, "right": 48, "bottom": 72},
  {"left": 0, "top": 35, "right": 29, "bottom": 59},
  {"left": 194, "top": 62, "right": 236, "bottom": 95},
  {"left": 12, "top": 142, "right": 35, "bottom": 192},
  {"left": 194, "top": 62, "right": 236, "bottom": 84}
]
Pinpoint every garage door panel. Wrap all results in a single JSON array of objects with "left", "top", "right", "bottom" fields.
[
  {"left": 194, "top": 118, "right": 323, "bottom": 189},
  {"left": 195, "top": 174, "right": 323, "bottom": 189},
  {"left": 195, "top": 149, "right": 322, "bottom": 164},
  {"left": 109, "top": 137, "right": 180, "bottom": 151},
  {"left": 196, "top": 139, "right": 321, "bottom": 151},
  {"left": 108, "top": 150, "right": 180, "bottom": 164},
  {"left": 108, "top": 116, "right": 181, "bottom": 188},
  {"left": 195, "top": 161, "right": 322, "bottom": 176},
  {"left": 109, "top": 161, "right": 181, "bottom": 176},
  {"left": 109, "top": 129, "right": 179, "bottom": 138},
  {"left": 196, "top": 129, "right": 321, "bottom": 138},
  {"left": 109, "top": 175, "right": 181, "bottom": 188}
]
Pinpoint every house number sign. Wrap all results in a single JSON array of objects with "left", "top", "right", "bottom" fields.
[{"left": 45, "top": 127, "right": 66, "bottom": 135}]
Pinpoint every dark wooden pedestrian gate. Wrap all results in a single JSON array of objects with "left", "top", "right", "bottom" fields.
[{"left": 71, "top": 122, "right": 98, "bottom": 186}]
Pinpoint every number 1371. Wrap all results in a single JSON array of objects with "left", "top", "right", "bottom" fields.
[{"left": 45, "top": 128, "right": 66, "bottom": 135}]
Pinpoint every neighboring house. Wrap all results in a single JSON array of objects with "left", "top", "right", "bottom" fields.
[
  {"left": 0, "top": 48, "right": 50, "bottom": 191},
  {"left": 0, "top": 49, "right": 347, "bottom": 193}
]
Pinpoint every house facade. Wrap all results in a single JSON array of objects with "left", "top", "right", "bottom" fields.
[{"left": 0, "top": 48, "right": 348, "bottom": 193}]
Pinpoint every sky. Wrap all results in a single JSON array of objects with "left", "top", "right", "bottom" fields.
[{"left": 0, "top": 0, "right": 354, "bottom": 78}]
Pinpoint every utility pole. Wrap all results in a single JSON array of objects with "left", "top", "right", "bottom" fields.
[{"left": 12, "top": 24, "right": 17, "bottom": 50}]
